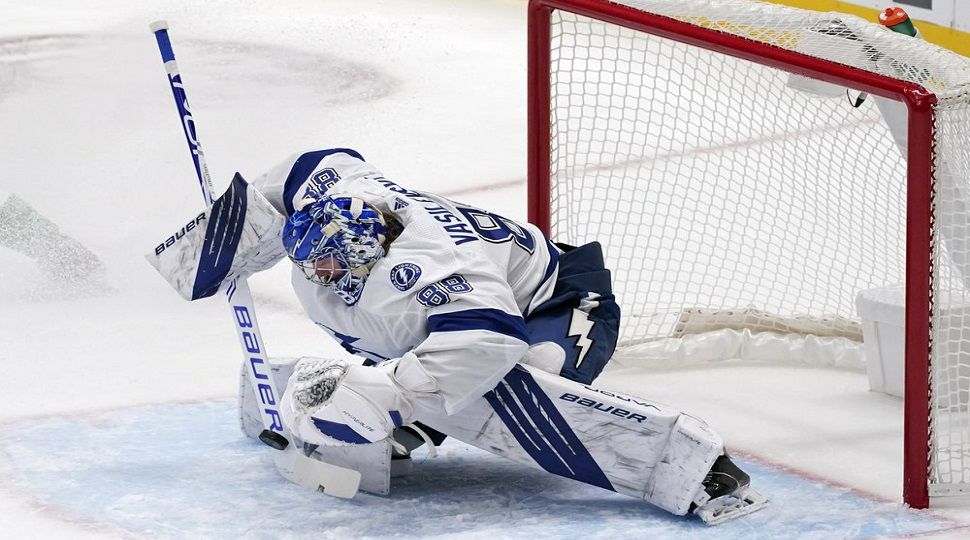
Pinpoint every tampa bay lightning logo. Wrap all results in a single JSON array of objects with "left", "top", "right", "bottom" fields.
[{"left": 390, "top": 262, "right": 422, "bottom": 291}]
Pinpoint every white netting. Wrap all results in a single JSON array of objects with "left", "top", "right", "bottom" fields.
[
  {"left": 540, "top": 0, "right": 970, "bottom": 496},
  {"left": 930, "top": 94, "right": 970, "bottom": 491},
  {"left": 550, "top": 8, "right": 911, "bottom": 344}
]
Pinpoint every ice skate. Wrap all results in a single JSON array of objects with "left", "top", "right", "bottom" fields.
[{"left": 692, "top": 455, "right": 768, "bottom": 525}]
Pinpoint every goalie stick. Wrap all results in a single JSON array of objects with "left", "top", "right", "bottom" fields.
[{"left": 148, "top": 20, "right": 360, "bottom": 498}]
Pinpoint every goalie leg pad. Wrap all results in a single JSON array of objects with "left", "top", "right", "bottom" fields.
[
  {"left": 645, "top": 414, "right": 723, "bottom": 515},
  {"left": 413, "top": 364, "right": 731, "bottom": 516},
  {"left": 239, "top": 356, "right": 300, "bottom": 439},
  {"left": 303, "top": 440, "right": 394, "bottom": 495}
]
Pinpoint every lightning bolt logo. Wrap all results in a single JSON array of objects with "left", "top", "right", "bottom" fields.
[{"left": 568, "top": 308, "right": 595, "bottom": 369}]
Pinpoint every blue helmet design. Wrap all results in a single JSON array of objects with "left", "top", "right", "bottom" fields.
[{"left": 282, "top": 194, "right": 388, "bottom": 305}]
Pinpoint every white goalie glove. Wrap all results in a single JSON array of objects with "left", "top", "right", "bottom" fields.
[{"left": 281, "top": 356, "right": 434, "bottom": 446}]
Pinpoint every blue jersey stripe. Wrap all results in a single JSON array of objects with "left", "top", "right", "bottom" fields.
[
  {"left": 282, "top": 148, "right": 365, "bottom": 215},
  {"left": 540, "top": 238, "right": 560, "bottom": 285},
  {"left": 192, "top": 173, "right": 249, "bottom": 300},
  {"left": 427, "top": 308, "right": 529, "bottom": 343},
  {"left": 484, "top": 367, "right": 614, "bottom": 491}
]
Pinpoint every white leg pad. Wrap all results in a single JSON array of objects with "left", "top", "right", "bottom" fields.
[
  {"left": 413, "top": 364, "right": 726, "bottom": 516},
  {"left": 304, "top": 439, "right": 393, "bottom": 496},
  {"left": 643, "top": 414, "right": 723, "bottom": 515},
  {"left": 239, "top": 356, "right": 300, "bottom": 439}
]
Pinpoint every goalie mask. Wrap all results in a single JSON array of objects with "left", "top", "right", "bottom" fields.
[{"left": 282, "top": 194, "right": 388, "bottom": 305}]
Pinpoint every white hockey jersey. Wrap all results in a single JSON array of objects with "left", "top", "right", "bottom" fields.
[{"left": 252, "top": 149, "right": 560, "bottom": 414}]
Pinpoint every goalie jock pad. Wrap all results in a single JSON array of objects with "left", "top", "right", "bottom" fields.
[{"left": 146, "top": 173, "right": 286, "bottom": 300}]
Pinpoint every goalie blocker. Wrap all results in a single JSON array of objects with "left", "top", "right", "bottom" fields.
[
  {"left": 240, "top": 356, "right": 767, "bottom": 524},
  {"left": 146, "top": 173, "right": 286, "bottom": 301}
]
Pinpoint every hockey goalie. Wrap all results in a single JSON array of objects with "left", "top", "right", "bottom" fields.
[{"left": 147, "top": 148, "right": 767, "bottom": 525}]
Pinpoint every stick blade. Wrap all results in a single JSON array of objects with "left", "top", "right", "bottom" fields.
[{"left": 275, "top": 448, "right": 362, "bottom": 499}]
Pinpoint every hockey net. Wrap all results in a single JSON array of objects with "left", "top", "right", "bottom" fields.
[{"left": 527, "top": 0, "right": 970, "bottom": 507}]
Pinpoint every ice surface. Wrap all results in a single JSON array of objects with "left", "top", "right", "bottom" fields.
[
  {"left": 2, "top": 0, "right": 970, "bottom": 537},
  {"left": 0, "top": 400, "right": 956, "bottom": 539}
]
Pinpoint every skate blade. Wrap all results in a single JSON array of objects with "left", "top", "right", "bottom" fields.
[{"left": 695, "top": 487, "right": 768, "bottom": 525}]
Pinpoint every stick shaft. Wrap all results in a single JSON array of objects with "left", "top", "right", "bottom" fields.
[
  {"left": 150, "top": 21, "right": 285, "bottom": 438},
  {"left": 147, "top": 21, "right": 361, "bottom": 497},
  {"left": 151, "top": 21, "right": 215, "bottom": 204}
]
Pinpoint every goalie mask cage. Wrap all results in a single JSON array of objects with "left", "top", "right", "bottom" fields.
[{"left": 526, "top": 0, "right": 970, "bottom": 508}]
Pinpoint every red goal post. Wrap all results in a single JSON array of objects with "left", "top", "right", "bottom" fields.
[{"left": 525, "top": 0, "right": 970, "bottom": 509}]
